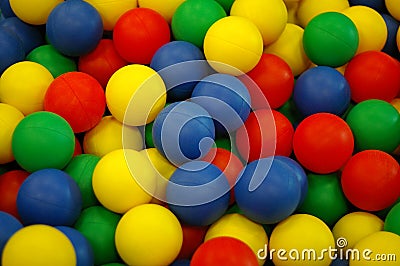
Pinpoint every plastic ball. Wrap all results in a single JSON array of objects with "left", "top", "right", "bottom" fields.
[
  {"left": 115, "top": 204, "right": 183, "bottom": 266},
  {"left": 84, "top": 0, "right": 137, "bottom": 31},
  {"left": 177, "top": 224, "right": 207, "bottom": 260},
  {"left": 243, "top": 53, "right": 294, "bottom": 110},
  {"left": 303, "top": 12, "right": 359, "bottom": 68},
  {"left": 46, "top": 0, "right": 103, "bottom": 57},
  {"left": 0, "top": 29, "right": 24, "bottom": 74},
  {"left": 105, "top": 64, "right": 167, "bottom": 126},
  {"left": 344, "top": 51, "right": 400, "bottom": 103},
  {"left": 297, "top": 172, "right": 349, "bottom": 227},
  {"left": 78, "top": 39, "right": 127, "bottom": 88},
  {"left": 351, "top": 231, "right": 400, "bottom": 266},
  {"left": 203, "top": 16, "right": 263, "bottom": 75},
  {"left": 293, "top": 113, "right": 354, "bottom": 174},
  {"left": 264, "top": 23, "right": 311, "bottom": 77},
  {"left": 341, "top": 150, "right": 400, "bottom": 211},
  {"left": 345, "top": 99, "right": 400, "bottom": 153},
  {"left": 205, "top": 213, "right": 268, "bottom": 265},
  {"left": 171, "top": 259, "right": 190, "bottom": 266},
  {"left": 56, "top": 226, "right": 94, "bottom": 266},
  {"left": 12, "top": 111, "right": 75, "bottom": 172},
  {"left": 332, "top": 212, "right": 384, "bottom": 250},
  {"left": 27, "top": 44, "right": 77, "bottom": 78},
  {"left": 269, "top": 214, "right": 335, "bottom": 266},
  {"left": 152, "top": 101, "right": 215, "bottom": 166},
  {"left": 44, "top": 71, "right": 106, "bottom": 133},
  {"left": 0, "top": 103, "right": 24, "bottom": 164},
  {"left": 9, "top": 0, "right": 63, "bottom": 25},
  {"left": 138, "top": 0, "right": 185, "bottom": 23},
  {"left": 166, "top": 161, "right": 230, "bottom": 226},
  {"left": 17, "top": 168, "right": 82, "bottom": 226},
  {"left": 234, "top": 157, "right": 301, "bottom": 224},
  {"left": 150, "top": 41, "right": 210, "bottom": 101},
  {"left": 1, "top": 224, "right": 76, "bottom": 266},
  {"left": 296, "top": 0, "right": 349, "bottom": 28},
  {"left": 0, "top": 17, "right": 43, "bottom": 54},
  {"left": 349, "top": 0, "right": 386, "bottom": 12},
  {"left": 0, "top": 61, "right": 53, "bottom": 115},
  {"left": 386, "top": 0, "right": 400, "bottom": 21},
  {"left": 385, "top": 202, "right": 400, "bottom": 236},
  {"left": 0, "top": 211, "right": 22, "bottom": 253},
  {"left": 293, "top": 66, "right": 351, "bottom": 116},
  {"left": 113, "top": 7, "right": 170, "bottom": 64},
  {"left": 191, "top": 237, "right": 259, "bottom": 266},
  {"left": 342, "top": 5, "right": 387, "bottom": 54},
  {"left": 171, "top": 0, "right": 226, "bottom": 48},
  {"left": 235, "top": 109, "right": 294, "bottom": 162},
  {"left": 0, "top": 170, "right": 29, "bottom": 218},
  {"left": 191, "top": 73, "right": 251, "bottom": 133},
  {"left": 230, "top": 0, "right": 287, "bottom": 46},
  {"left": 74, "top": 206, "right": 121, "bottom": 265},
  {"left": 0, "top": 0, "right": 15, "bottom": 18},
  {"left": 64, "top": 154, "right": 100, "bottom": 209},
  {"left": 381, "top": 13, "right": 400, "bottom": 59},
  {"left": 83, "top": 116, "right": 143, "bottom": 157}
]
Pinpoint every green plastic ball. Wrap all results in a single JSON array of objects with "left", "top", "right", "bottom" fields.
[
  {"left": 346, "top": 99, "right": 400, "bottom": 153},
  {"left": 64, "top": 154, "right": 101, "bottom": 209},
  {"left": 303, "top": 12, "right": 359, "bottom": 67},
  {"left": 26, "top": 44, "right": 77, "bottom": 78},
  {"left": 171, "top": 0, "right": 226, "bottom": 47},
  {"left": 384, "top": 202, "right": 400, "bottom": 236},
  {"left": 12, "top": 111, "right": 75, "bottom": 172},
  {"left": 297, "top": 172, "right": 350, "bottom": 227},
  {"left": 145, "top": 121, "right": 154, "bottom": 148},
  {"left": 74, "top": 206, "right": 121, "bottom": 265}
]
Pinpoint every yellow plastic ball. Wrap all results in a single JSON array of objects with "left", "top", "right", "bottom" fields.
[
  {"left": 269, "top": 214, "right": 335, "bottom": 266},
  {"left": 264, "top": 23, "right": 311, "bottom": 77},
  {"left": 83, "top": 115, "right": 143, "bottom": 157},
  {"left": 2, "top": 224, "right": 76, "bottom": 266},
  {"left": 84, "top": 0, "right": 137, "bottom": 31},
  {"left": 0, "top": 61, "right": 54, "bottom": 115},
  {"left": 92, "top": 149, "right": 156, "bottom": 213},
  {"left": 106, "top": 64, "right": 166, "bottom": 126},
  {"left": 0, "top": 103, "right": 24, "bottom": 164},
  {"left": 332, "top": 212, "right": 384, "bottom": 250},
  {"left": 205, "top": 213, "right": 268, "bottom": 265},
  {"left": 350, "top": 231, "right": 400, "bottom": 266},
  {"left": 297, "top": 0, "right": 349, "bottom": 28},
  {"left": 230, "top": 0, "right": 288, "bottom": 46},
  {"left": 386, "top": 0, "right": 400, "bottom": 21},
  {"left": 115, "top": 204, "right": 183, "bottom": 266},
  {"left": 9, "top": 0, "right": 63, "bottom": 25},
  {"left": 138, "top": 0, "right": 185, "bottom": 23},
  {"left": 342, "top": 6, "right": 387, "bottom": 54},
  {"left": 204, "top": 16, "right": 263, "bottom": 75},
  {"left": 139, "top": 148, "right": 176, "bottom": 203}
]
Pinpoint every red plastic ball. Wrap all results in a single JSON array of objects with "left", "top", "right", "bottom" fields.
[
  {"left": 0, "top": 170, "right": 30, "bottom": 219},
  {"left": 341, "top": 150, "right": 400, "bottom": 211},
  {"left": 241, "top": 53, "right": 294, "bottom": 110},
  {"left": 113, "top": 8, "right": 171, "bottom": 64},
  {"left": 293, "top": 113, "right": 354, "bottom": 174},
  {"left": 44, "top": 71, "right": 106, "bottom": 133},
  {"left": 78, "top": 39, "right": 127, "bottom": 88},
  {"left": 191, "top": 236, "right": 258, "bottom": 266},
  {"left": 236, "top": 109, "right": 294, "bottom": 163},
  {"left": 177, "top": 224, "right": 208, "bottom": 260},
  {"left": 344, "top": 50, "right": 400, "bottom": 103}
]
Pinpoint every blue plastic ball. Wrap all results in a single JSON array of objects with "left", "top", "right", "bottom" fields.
[
  {"left": 170, "top": 259, "right": 191, "bottom": 266},
  {"left": 166, "top": 161, "right": 230, "bottom": 226},
  {"left": 293, "top": 66, "right": 351, "bottom": 117},
  {"left": 46, "top": 0, "right": 103, "bottom": 57},
  {"left": 349, "top": 0, "right": 386, "bottom": 13},
  {"left": 17, "top": 169, "right": 82, "bottom": 226},
  {"left": 150, "top": 41, "right": 211, "bottom": 101},
  {"left": 152, "top": 101, "right": 215, "bottom": 166},
  {"left": 381, "top": 13, "right": 400, "bottom": 60},
  {"left": 330, "top": 258, "right": 349, "bottom": 266},
  {"left": 234, "top": 157, "right": 301, "bottom": 224},
  {"left": 0, "top": 17, "right": 43, "bottom": 54},
  {"left": 0, "top": 28, "right": 24, "bottom": 74},
  {"left": 56, "top": 226, "right": 94, "bottom": 266},
  {"left": 191, "top": 73, "right": 251, "bottom": 135},
  {"left": 0, "top": 211, "right": 23, "bottom": 253},
  {"left": 0, "top": 0, "right": 15, "bottom": 18}
]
